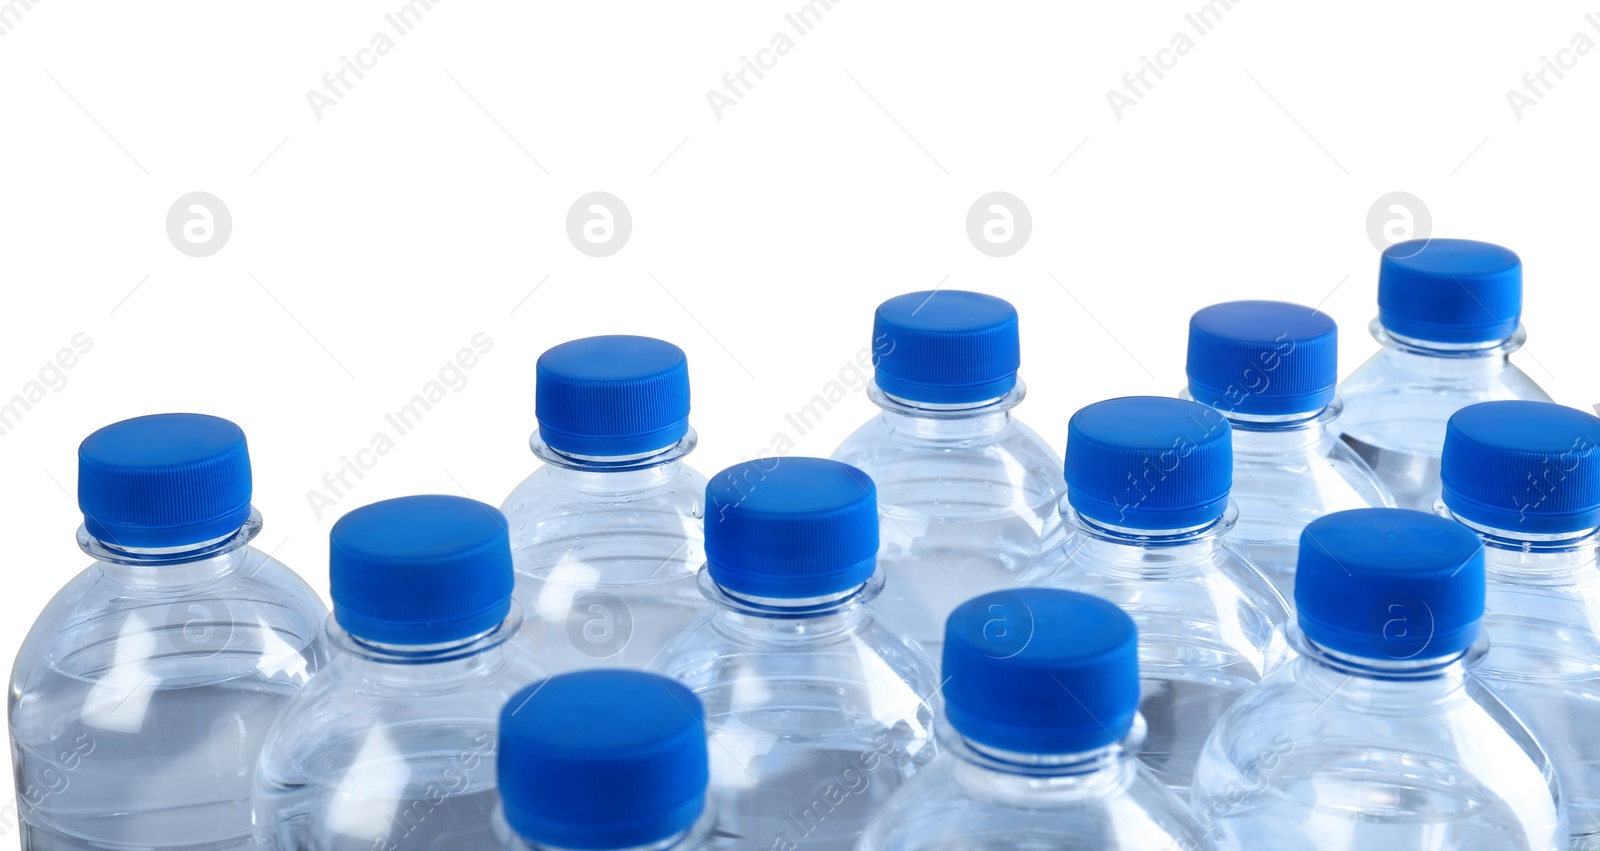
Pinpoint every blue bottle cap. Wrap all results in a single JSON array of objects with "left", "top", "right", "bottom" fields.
[
  {"left": 705, "top": 458, "right": 878, "bottom": 599},
  {"left": 499, "top": 671, "right": 708, "bottom": 850},
  {"left": 536, "top": 335, "right": 691, "bottom": 457},
  {"left": 1186, "top": 300, "right": 1338, "bottom": 416},
  {"left": 1296, "top": 508, "right": 1485, "bottom": 661},
  {"left": 78, "top": 413, "right": 253, "bottom": 548},
  {"left": 943, "top": 589, "right": 1139, "bottom": 755},
  {"left": 1378, "top": 239, "right": 1522, "bottom": 344},
  {"left": 329, "top": 495, "right": 514, "bottom": 645},
  {"left": 872, "top": 290, "right": 1021, "bottom": 404},
  {"left": 1443, "top": 401, "right": 1600, "bottom": 535},
  {"left": 1065, "top": 396, "right": 1232, "bottom": 530}
]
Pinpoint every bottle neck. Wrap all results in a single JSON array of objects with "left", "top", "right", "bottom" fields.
[
  {"left": 1373, "top": 319, "right": 1519, "bottom": 381},
  {"left": 1295, "top": 628, "right": 1475, "bottom": 707},
  {"left": 700, "top": 570, "right": 879, "bottom": 636},
  {"left": 497, "top": 803, "right": 714, "bottom": 851},
  {"left": 330, "top": 606, "right": 525, "bottom": 680},
  {"left": 1447, "top": 512, "right": 1600, "bottom": 579},
  {"left": 545, "top": 461, "right": 683, "bottom": 494},
  {"left": 79, "top": 509, "right": 263, "bottom": 588},
  {"left": 942, "top": 719, "right": 1139, "bottom": 800},
  {"left": 1063, "top": 508, "right": 1231, "bottom": 574},
  {"left": 1184, "top": 390, "right": 1338, "bottom": 455},
  {"left": 530, "top": 429, "right": 694, "bottom": 494},
  {"left": 530, "top": 834, "right": 694, "bottom": 851},
  {"left": 1229, "top": 420, "right": 1325, "bottom": 454},
  {"left": 868, "top": 382, "right": 1021, "bottom": 440}
]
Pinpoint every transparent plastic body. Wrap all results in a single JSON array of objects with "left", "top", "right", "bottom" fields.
[
  {"left": 9, "top": 511, "right": 330, "bottom": 851},
  {"left": 1459, "top": 517, "right": 1600, "bottom": 850},
  {"left": 648, "top": 572, "right": 940, "bottom": 851},
  {"left": 857, "top": 717, "right": 1216, "bottom": 851},
  {"left": 1021, "top": 508, "right": 1292, "bottom": 797},
  {"left": 500, "top": 432, "right": 708, "bottom": 675},
  {"left": 491, "top": 806, "right": 719, "bottom": 851},
  {"left": 252, "top": 609, "right": 547, "bottom": 851},
  {"left": 830, "top": 384, "right": 1066, "bottom": 660},
  {"left": 1192, "top": 633, "right": 1565, "bottom": 851},
  {"left": 1337, "top": 322, "right": 1553, "bottom": 512},
  {"left": 1179, "top": 393, "right": 1393, "bottom": 601}
]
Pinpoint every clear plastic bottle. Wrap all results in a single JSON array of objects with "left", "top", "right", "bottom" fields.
[
  {"left": 1021, "top": 396, "right": 1292, "bottom": 797},
  {"left": 1338, "top": 239, "right": 1554, "bottom": 511},
  {"left": 859, "top": 588, "right": 1219, "bottom": 851},
  {"left": 831, "top": 290, "right": 1065, "bottom": 662},
  {"left": 494, "top": 670, "right": 719, "bottom": 851},
  {"left": 1442, "top": 400, "right": 1600, "bottom": 849},
  {"left": 649, "top": 457, "right": 940, "bottom": 851},
  {"left": 1192, "top": 508, "right": 1566, "bottom": 851},
  {"left": 9, "top": 413, "right": 330, "bottom": 851},
  {"left": 252, "top": 494, "right": 547, "bottom": 851},
  {"left": 1183, "top": 300, "right": 1392, "bottom": 599},
  {"left": 499, "top": 335, "right": 709, "bottom": 675}
]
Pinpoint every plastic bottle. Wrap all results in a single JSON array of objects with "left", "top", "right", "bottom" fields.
[
  {"left": 1338, "top": 239, "right": 1554, "bottom": 511},
  {"left": 1021, "top": 396, "right": 1291, "bottom": 796},
  {"left": 499, "top": 335, "right": 709, "bottom": 674},
  {"left": 9, "top": 413, "right": 330, "bottom": 851},
  {"left": 253, "top": 494, "right": 546, "bottom": 850},
  {"left": 495, "top": 670, "right": 718, "bottom": 850},
  {"left": 649, "top": 457, "right": 940, "bottom": 850},
  {"left": 831, "top": 290, "right": 1065, "bottom": 661},
  {"left": 858, "top": 588, "right": 1219, "bottom": 851},
  {"left": 1442, "top": 400, "right": 1600, "bottom": 849},
  {"left": 1184, "top": 300, "right": 1392, "bottom": 599},
  {"left": 1192, "top": 508, "right": 1565, "bottom": 851}
]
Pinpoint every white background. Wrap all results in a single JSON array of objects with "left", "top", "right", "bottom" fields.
[{"left": 1, "top": 0, "right": 1597, "bottom": 803}]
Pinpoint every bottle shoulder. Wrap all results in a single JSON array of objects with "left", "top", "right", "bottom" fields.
[
  {"left": 833, "top": 414, "right": 1066, "bottom": 520},
  {"left": 1320, "top": 432, "right": 1396, "bottom": 504},
  {"left": 12, "top": 547, "right": 329, "bottom": 692},
  {"left": 1210, "top": 658, "right": 1532, "bottom": 754},
  {"left": 650, "top": 608, "right": 941, "bottom": 716},
  {"left": 1025, "top": 534, "right": 1291, "bottom": 674},
  {"left": 1030, "top": 533, "right": 1291, "bottom": 619},
  {"left": 1341, "top": 368, "right": 1553, "bottom": 408},
  {"left": 1228, "top": 436, "right": 1394, "bottom": 524},
  {"left": 30, "top": 546, "right": 326, "bottom": 624},
  {"left": 501, "top": 462, "right": 709, "bottom": 515},
  {"left": 1338, "top": 352, "right": 1554, "bottom": 441},
  {"left": 835, "top": 413, "right": 1062, "bottom": 472},
  {"left": 1482, "top": 555, "right": 1600, "bottom": 605},
  {"left": 860, "top": 755, "right": 1213, "bottom": 850},
  {"left": 1479, "top": 563, "right": 1600, "bottom": 678},
  {"left": 1198, "top": 660, "right": 1561, "bottom": 840},
  {"left": 502, "top": 464, "right": 707, "bottom": 581},
  {"left": 258, "top": 638, "right": 546, "bottom": 768},
  {"left": 1335, "top": 347, "right": 1397, "bottom": 396}
]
